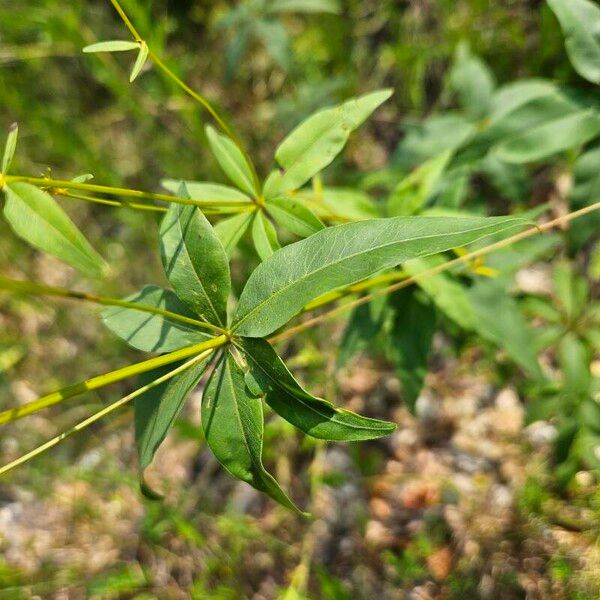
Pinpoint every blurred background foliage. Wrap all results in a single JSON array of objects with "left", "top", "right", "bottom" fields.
[{"left": 0, "top": 0, "right": 599, "bottom": 598}]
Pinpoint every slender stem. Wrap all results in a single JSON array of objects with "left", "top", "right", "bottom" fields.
[
  {"left": 269, "top": 201, "right": 600, "bottom": 343},
  {"left": 0, "top": 335, "right": 228, "bottom": 425},
  {"left": 105, "top": 0, "right": 261, "bottom": 195},
  {"left": 0, "top": 350, "right": 213, "bottom": 476},
  {"left": 4, "top": 175, "right": 252, "bottom": 210},
  {"left": 0, "top": 275, "right": 224, "bottom": 333},
  {"left": 59, "top": 190, "right": 167, "bottom": 213}
]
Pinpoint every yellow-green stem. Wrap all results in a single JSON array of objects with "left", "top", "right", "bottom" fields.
[
  {"left": 0, "top": 350, "right": 213, "bottom": 476},
  {"left": 105, "top": 0, "right": 261, "bottom": 195},
  {"left": 0, "top": 275, "right": 224, "bottom": 333},
  {"left": 4, "top": 175, "right": 251, "bottom": 210},
  {"left": 0, "top": 335, "right": 228, "bottom": 425}
]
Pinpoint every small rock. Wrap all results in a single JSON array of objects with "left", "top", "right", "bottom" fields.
[
  {"left": 426, "top": 546, "right": 452, "bottom": 581},
  {"left": 524, "top": 421, "right": 558, "bottom": 447},
  {"left": 365, "top": 520, "right": 395, "bottom": 548}
]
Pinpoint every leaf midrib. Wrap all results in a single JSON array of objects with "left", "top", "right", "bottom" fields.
[
  {"left": 7, "top": 185, "right": 100, "bottom": 270},
  {"left": 233, "top": 219, "right": 521, "bottom": 331},
  {"left": 242, "top": 343, "right": 392, "bottom": 432}
]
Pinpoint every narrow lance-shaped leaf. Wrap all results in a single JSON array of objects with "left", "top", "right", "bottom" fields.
[
  {"left": 130, "top": 41, "right": 149, "bottom": 82},
  {"left": 387, "top": 289, "right": 436, "bottom": 411},
  {"left": 161, "top": 179, "right": 253, "bottom": 203},
  {"left": 136, "top": 357, "right": 211, "bottom": 469},
  {"left": 202, "top": 352, "right": 302, "bottom": 513},
  {"left": 266, "top": 197, "right": 324, "bottom": 237},
  {"left": 239, "top": 337, "right": 396, "bottom": 441},
  {"left": 83, "top": 40, "right": 140, "bottom": 53},
  {"left": 215, "top": 211, "right": 254, "bottom": 257},
  {"left": 3, "top": 183, "right": 108, "bottom": 278},
  {"left": 101, "top": 286, "right": 212, "bottom": 353},
  {"left": 252, "top": 211, "right": 279, "bottom": 261},
  {"left": 263, "top": 90, "right": 392, "bottom": 197},
  {"left": 268, "top": 0, "right": 342, "bottom": 14},
  {"left": 547, "top": 0, "right": 600, "bottom": 84},
  {"left": 337, "top": 297, "right": 386, "bottom": 367},
  {"left": 160, "top": 200, "right": 230, "bottom": 326},
  {"left": 468, "top": 279, "right": 545, "bottom": 380},
  {"left": 493, "top": 110, "right": 600, "bottom": 164},
  {"left": 232, "top": 215, "right": 525, "bottom": 337},
  {"left": 205, "top": 125, "right": 257, "bottom": 197},
  {"left": 2, "top": 122, "right": 18, "bottom": 174}
]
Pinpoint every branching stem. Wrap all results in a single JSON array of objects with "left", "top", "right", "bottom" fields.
[{"left": 0, "top": 350, "right": 213, "bottom": 476}]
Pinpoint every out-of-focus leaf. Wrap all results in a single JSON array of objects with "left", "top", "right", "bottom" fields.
[
  {"left": 404, "top": 256, "right": 476, "bottom": 330},
  {"left": 388, "top": 151, "right": 452, "bottom": 216},
  {"left": 493, "top": 110, "right": 600, "bottom": 164},
  {"left": 394, "top": 114, "right": 475, "bottom": 169},
  {"left": 239, "top": 337, "right": 396, "bottom": 440},
  {"left": 2, "top": 122, "right": 18, "bottom": 174},
  {"left": 448, "top": 42, "right": 495, "bottom": 119},
  {"left": 558, "top": 332, "right": 591, "bottom": 400},
  {"left": 101, "top": 286, "right": 211, "bottom": 353},
  {"left": 254, "top": 19, "right": 290, "bottom": 70},
  {"left": 337, "top": 296, "right": 386, "bottom": 367},
  {"left": 469, "top": 279, "right": 545, "bottom": 379},
  {"left": 387, "top": 289, "right": 436, "bottom": 411},
  {"left": 202, "top": 352, "right": 302, "bottom": 513},
  {"left": 0, "top": 343, "right": 25, "bottom": 374},
  {"left": 547, "top": 0, "right": 600, "bottom": 84},
  {"left": 268, "top": 0, "right": 342, "bottom": 14},
  {"left": 3, "top": 183, "right": 107, "bottom": 278},
  {"left": 553, "top": 261, "right": 588, "bottom": 321}
]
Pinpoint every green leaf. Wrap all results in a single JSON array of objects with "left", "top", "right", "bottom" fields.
[
  {"left": 300, "top": 187, "right": 379, "bottom": 221},
  {"left": 263, "top": 90, "right": 392, "bottom": 197},
  {"left": 547, "top": 0, "right": 600, "bottom": 84},
  {"left": 337, "top": 297, "right": 386, "bottom": 367},
  {"left": 205, "top": 126, "right": 257, "bottom": 197},
  {"left": 268, "top": 0, "right": 342, "bottom": 14},
  {"left": 468, "top": 280, "right": 545, "bottom": 380},
  {"left": 254, "top": 19, "right": 291, "bottom": 70},
  {"left": 387, "top": 289, "right": 436, "bottom": 411},
  {"left": 559, "top": 332, "right": 591, "bottom": 399},
  {"left": 493, "top": 110, "right": 600, "bottom": 163},
  {"left": 448, "top": 41, "right": 495, "bottom": 119},
  {"left": 129, "top": 41, "right": 148, "bottom": 82},
  {"left": 387, "top": 151, "right": 452, "bottom": 216},
  {"left": 3, "top": 183, "right": 107, "bottom": 278},
  {"left": 252, "top": 212, "right": 279, "bottom": 261},
  {"left": 136, "top": 358, "right": 210, "bottom": 469},
  {"left": 233, "top": 215, "right": 524, "bottom": 337},
  {"left": 266, "top": 197, "right": 324, "bottom": 237},
  {"left": 2, "top": 122, "right": 18, "bottom": 174},
  {"left": 101, "top": 286, "right": 211, "bottom": 353},
  {"left": 214, "top": 211, "right": 254, "bottom": 257},
  {"left": 160, "top": 202, "right": 230, "bottom": 326},
  {"left": 83, "top": 40, "right": 140, "bottom": 53},
  {"left": 202, "top": 352, "right": 302, "bottom": 513},
  {"left": 238, "top": 337, "right": 396, "bottom": 441},
  {"left": 161, "top": 179, "right": 253, "bottom": 203},
  {"left": 403, "top": 256, "right": 476, "bottom": 330},
  {"left": 569, "top": 146, "right": 600, "bottom": 249}
]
